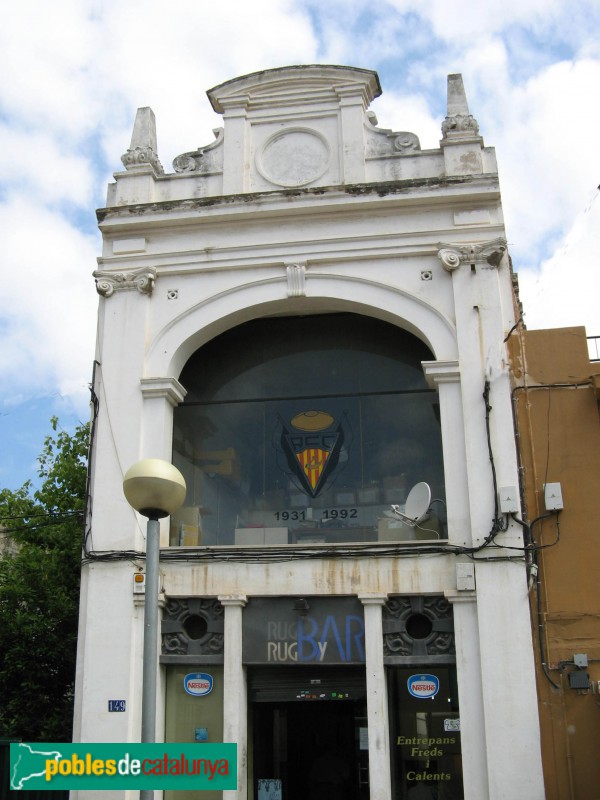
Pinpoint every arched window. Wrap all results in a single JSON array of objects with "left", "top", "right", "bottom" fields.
[{"left": 171, "top": 313, "right": 445, "bottom": 546}]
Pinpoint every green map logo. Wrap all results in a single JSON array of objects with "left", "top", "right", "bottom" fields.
[{"left": 10, "top": 742, "right": 237, "bottom": 790}]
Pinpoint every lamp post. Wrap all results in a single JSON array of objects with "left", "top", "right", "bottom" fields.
[{"left": 123, "top": 458, "right": 186, "bottom": 800}]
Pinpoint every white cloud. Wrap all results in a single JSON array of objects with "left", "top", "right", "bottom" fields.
[
  {"left": 0, "top": 125, "right": 94, "bottom": 206},
  {"left": 0, "top": 0, "right": 319, "bottom": 170},
  {"left": 371, "top": 93, "right": 441, "bottom": 150},
  {"left": 0, "top": 195, "right": 98, "bottom": 410},
  {"left": 517, "top": 192, "right": 600, "bottom": 334},
  {"left": 386, "top": 0, "right": 572, "bottom": 40},
  {"left": 0, "top": 1, "right": 100, "bottom": 137},
  {"left": 91, "top": 0, "right": 319, "bottom": 167},
  {"left": 475, "top": 58, "right": 600, "bottom": 261}
]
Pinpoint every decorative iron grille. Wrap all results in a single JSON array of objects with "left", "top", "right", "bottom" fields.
[
  {"left": 383, "top": 595, "right": 455, "bottom": 664},
  {"left": 161, "top": 598, "right": 224, "bottom": 662}
]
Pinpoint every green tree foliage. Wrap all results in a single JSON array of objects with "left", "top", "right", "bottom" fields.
[{"left": 0, "top": 417, "right": 88, "bottom": 741}]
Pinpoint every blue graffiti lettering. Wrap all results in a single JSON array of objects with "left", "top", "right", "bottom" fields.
[
  {"left": 296, "top": 614, "right": 365, "bottom": 662},
  {"left": 320, "top": 615, "right": 347, "bottom": 662},
  {"left": 345, "top": 615, "right": 365, "bottom": 662},
  {"left": 298, "top": 616, "right": 320, "bottom": 661}
]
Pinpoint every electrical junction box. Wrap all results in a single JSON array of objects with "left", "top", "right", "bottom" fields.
[
  {"left": 456, "top": 563, "right": 475, "bottom": 591},
  {"left": 498, "top": 486, "right": 519, "bottom": 514},
  {"left": 544, "top": 482, "right": 564, "bottom": 511},
  {"left": 568, "top": 671, "right": 590, "bottom": 690}
]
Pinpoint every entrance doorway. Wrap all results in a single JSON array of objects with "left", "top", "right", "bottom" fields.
[
  {"left": 249, "top": 666, "right": 369, "bottom": 800},
  {"left": 252, "top": 699, "right": 368, "bottom": 800}
]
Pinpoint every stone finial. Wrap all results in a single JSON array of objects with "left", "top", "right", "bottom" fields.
[
  {"left": 441, "top": 74, "right": 480, "bottom": 139},
  {"left": 121, "top": 107, "right": 164, "bottom": 174}
]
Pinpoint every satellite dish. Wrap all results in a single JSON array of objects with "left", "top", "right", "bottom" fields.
[
  {"left": 390, "top": 482, "right": 431, "bottom": 526},
  {"left": 405, "top": 482, "right": 431, "bottom": 522}
]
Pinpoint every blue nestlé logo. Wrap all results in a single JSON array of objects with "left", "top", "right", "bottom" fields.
[
  {"left": 407, "top": 674, "right": 439, "bottom": 699},
  {"left": 184, "top": 673, "right": 213, "bottom": 697}
]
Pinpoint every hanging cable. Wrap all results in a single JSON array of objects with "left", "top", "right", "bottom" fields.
[{"left": 82, "top": 360, "right": 100, "bottom": 558}]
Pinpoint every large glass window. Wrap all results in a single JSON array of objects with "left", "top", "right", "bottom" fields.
[
  {"left": 388, "top": 666, "right": 462, "bottom": 799},
  {"left": 171, "top": 314, "right": 445, "bottom": 546}
]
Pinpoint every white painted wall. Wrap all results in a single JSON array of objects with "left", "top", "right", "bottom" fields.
[{"left": 73, "top": 66, "right": 544, "bottom": 800}]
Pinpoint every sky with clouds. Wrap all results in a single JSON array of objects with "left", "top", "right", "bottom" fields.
[{"left": 1, "top": 0, "right": 599, "bottom": 490}]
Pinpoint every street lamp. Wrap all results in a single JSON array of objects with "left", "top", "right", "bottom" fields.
[{"left": 123, "top": 458, "right": 186, "bottom": 798}]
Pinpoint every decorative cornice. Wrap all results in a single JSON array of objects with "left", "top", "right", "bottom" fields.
[
  {"left": 392, "top": 132, "right": 421, "bottom": 152},
  {"left": 444, "top": 589, "right": 477, "bottom": 604},
  {"left": 140, "top": 377, "right": 187, "bottom": 407},
  {"left": 364, "top": 113, "right": 421, "bottom": 156},
  {"left": 93, "top": 267, "right": 157, "bottom": 297},
  {"left": 437, "top": 238, "right": 508, "bottom": 272},
  {"left": 359, "top": 594, "right": 388, "bottom": 605},
  {"left": 286, "top": 263, "right": 306, "bottom": 297},
  {"left": 422, "top": 360, "right": 461, "bottom": 389},
  {"left": 218, "top": 594, "right": 248, "bottom": 607},
  {"left": 172, "top": 128, "right": 224, "bottom": 174}
]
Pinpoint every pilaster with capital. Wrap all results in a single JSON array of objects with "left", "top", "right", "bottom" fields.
[
  {"left": 443, "top": 590, "right": 489, "bottom": 799},
  {"left": 422, "top": 360, "right": 471, "bottom": 546},
  {"left": 359, "top": 594, "right": 392, "bottom": 800},
  {"left": 219, "top": 595, "right": 248, "bottom": 800},
  {"left": 140, "top": 377, "right": 187, "bottom": 547}
]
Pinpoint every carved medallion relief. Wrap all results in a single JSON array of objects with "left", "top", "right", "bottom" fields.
[{"left": 256, "top": 127, "right": 331, "bottom": 187}]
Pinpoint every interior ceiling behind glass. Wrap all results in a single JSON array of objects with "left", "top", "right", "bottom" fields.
[{"left": 179, "top": 314, "right": 434, "bottom": 403}]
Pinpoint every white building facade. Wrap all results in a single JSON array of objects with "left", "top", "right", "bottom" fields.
[{"left": 74, "top": 66, "right": 545, "bottom": 800}]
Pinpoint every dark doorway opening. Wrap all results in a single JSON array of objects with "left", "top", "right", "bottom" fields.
[{"left": 252, "top": 698, "right": 368, "bottom": 800}]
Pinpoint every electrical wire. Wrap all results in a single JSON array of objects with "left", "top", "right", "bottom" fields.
[
  {"left": 0, "top": 510, "right": 80, "bottom": 521},
  {"left": 81, "top": 540, "right": 517, "bottom": 566},
  {"left": 510, "top": 380, "right": 579, "bottom": 689},
  {"left": 82, "top": 361, "right": 100, "bottom": 558},
  {"left": 0, "top": 514, "right": 83, "bottom": 536},
  {"left": 503, "top": 316, "right": 523, "bottom": 343},
  {"left": 533, "top": 543, "right": 560, "bottom": 690}
]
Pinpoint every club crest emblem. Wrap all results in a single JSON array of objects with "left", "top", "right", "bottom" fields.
[{"left": 273, "top": 410, "right": 351, "bottom": 497}]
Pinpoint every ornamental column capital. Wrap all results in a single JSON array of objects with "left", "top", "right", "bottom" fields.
[
  {"left": 359, "top": 594, "right": 388, "bottom": 606},
  {"left": 93, "top": 267, "right": 157, "bottom": 297},
  {"left": 218, "top": 594, "right": 248, "bottom": 608},
  {"left": 437, "top": 238, "right": 508, "bottom": 272},
  {"left": 140, "top": 377, "right": 187, "bottom": 407},
  {"left": 422, "top": 360, "right": 461, "bottom": 389}
]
